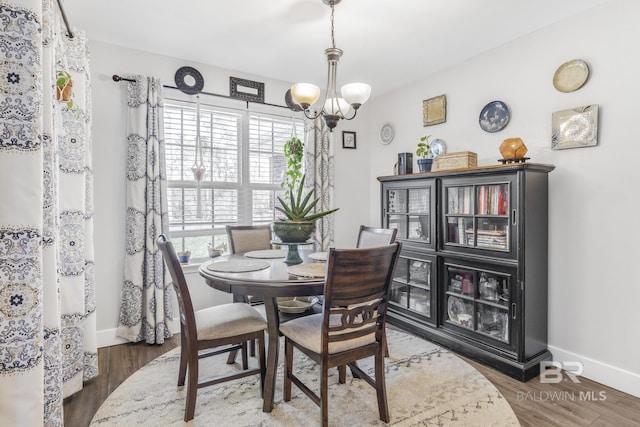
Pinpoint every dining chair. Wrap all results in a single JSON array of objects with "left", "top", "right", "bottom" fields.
[
  {"left": 226, "top": 223, "right": 273, "bottom": 255},
  {"left": 157, "top": 234, "right": 267, "bottom": 422},
  {"left": 356, "top": 225, "right": 397, "bottom": 359},
  {"left": 356, "top": 225, "right": 398, "bottom": 248},
  {"left": 225, "top": 224, "right": 273, "bottom": 356},
  {"left": 280, "top": 242, "right": 402, "bottom": 427}
]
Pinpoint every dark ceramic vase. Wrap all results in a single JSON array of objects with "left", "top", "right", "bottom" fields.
[
  {"left": 272, "top": 221, "right": 316, "bottom": 243},
  {"left": 417, "top": 158, "right": 433, "bottom": 172}
]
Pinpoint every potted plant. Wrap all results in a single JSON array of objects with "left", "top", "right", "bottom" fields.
[
  {"left": 273, "top": 174, "right": 339, "bottom": 242},
  {"left": 177, "top": 250, "right": 191, "bottom": 264},
  {"left": 281, "top": 136, "right": 304, "bottom": 199},
  {"left": 416, "top": 135, "right": 433, "bottom": 172},
  {"left": 55, "top": 70, "right": 74, "bottom": 108}
]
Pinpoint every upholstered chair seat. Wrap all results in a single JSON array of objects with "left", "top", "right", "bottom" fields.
[{"left": 194, "top": 303, "right": 267, "bottom": 341}]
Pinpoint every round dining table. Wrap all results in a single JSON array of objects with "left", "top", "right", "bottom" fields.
[{"left": 199, "top": 252, "right": 325, "bottom": 413}]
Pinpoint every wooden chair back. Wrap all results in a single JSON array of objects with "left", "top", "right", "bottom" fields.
[
  {"left": 356, "top": 225, "right": 398, "bottom": 248},
  {"left": 322, "top": 242, "right": 402, "bottom": 351},
  {"left": 157, "top": 234, "right": 197, "bottom": 344},
  {"left": 226, "top": 224, "right": 272, "bottom": 254}
]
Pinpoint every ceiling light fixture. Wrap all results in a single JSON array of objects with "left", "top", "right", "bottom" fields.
[{"left": 290, "top": 0, "right": 371, "bottom": 131}]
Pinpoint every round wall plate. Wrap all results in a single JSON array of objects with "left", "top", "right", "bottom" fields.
[
  {"left": 174, "top": 66, "right": 204, "bottom": 95},
  {"left": 430, "top": 138, "right": 447, "bottom": 157},
  {"left": 379, "top": 123, "right": 395, "bottom": 145},
  {"left": 479, "top": 100, "right": 510, "bottom": 133},
  {"left": 553, "top": 59, "right": 589, "bottom": 93}
]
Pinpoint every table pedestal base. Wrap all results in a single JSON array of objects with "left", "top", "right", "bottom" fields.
[
  {"left": 284, "top": 244, "right": 302, "bottom": 265},
  {"left": 272, "top": 240, "right": 313, "bottom": 265}
]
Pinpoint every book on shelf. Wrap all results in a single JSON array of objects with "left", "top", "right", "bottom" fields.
[
  {"left": 477, "top": 184, "right": 508, "bottom": 215},
  {"left": 448, "top": 186, "right": 473, "bottom": 214}
]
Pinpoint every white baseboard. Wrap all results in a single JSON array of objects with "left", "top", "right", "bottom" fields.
[
  {"left": 97, "top": 328, "right": 128, "bottom": 348},
  {"left": 549, "top": 344, "right": 640, "bottom": 398},
  {"left": 97, "top": 318, "right": 180, "bottom": 349}
]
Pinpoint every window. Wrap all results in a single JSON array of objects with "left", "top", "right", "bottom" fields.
[{"left": 164, "top": 99, "right": 305, "bottom": 259}]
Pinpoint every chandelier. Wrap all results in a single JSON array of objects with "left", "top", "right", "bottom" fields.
[{"left": 290, "top": 0, "right": 371, "bottom": 131}]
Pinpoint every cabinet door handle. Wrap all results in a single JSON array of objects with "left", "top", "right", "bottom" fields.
[
  {"left": 511, "top": 303, "right": 517, "bottom": 320},
  {"left": 511, "top": 209, "right": 517, "bottom": 226}
]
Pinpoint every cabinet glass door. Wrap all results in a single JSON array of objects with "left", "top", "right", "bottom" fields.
[
  {"left": 443, "top": 261, "right": 513, "bottom": 346},
  {"left": 384, "top": 182, "right": 434, "bottom": 248},
  {"left": 442, "top": 177, "right": 514, "bottom": 257},
  {"left": 390, "top": 252, "right": 434, "bottom": 322},
  {"left": 386, "top": 188, "right": 408, "bottom": 239}
]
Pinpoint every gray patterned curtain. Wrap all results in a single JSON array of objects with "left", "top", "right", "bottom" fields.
[
  {"left": 0, "top": 0, "right": 96, "bottom": 425},
  {"left": 116, "top": 76, "right": 173, "bottom": 344},
  {"left": 305, "top": 119, "right": 335, "bottom": 250}
]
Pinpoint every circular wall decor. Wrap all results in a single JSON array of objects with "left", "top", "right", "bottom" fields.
[
  {"left": 174, "top": 66, "right": 204, "bottom": 95},
  {"left": 379, "top": 123, "right": 395, "bottom": 145},
  {"left": 479, "top": 100, "right": 510, "bottom": 133},
  {"left": 285, "top": 89, "right": 302, "bottom": 112},
  {"left": 553, "top": 59, "right": 589, "bottom": 93}
]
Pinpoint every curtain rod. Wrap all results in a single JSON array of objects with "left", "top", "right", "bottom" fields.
[
  {"left": 112, "top": 74, "right": 290, "bottom": 110},
  {"left": 56, "top": 0, "right": 74, "bottom": 39}
]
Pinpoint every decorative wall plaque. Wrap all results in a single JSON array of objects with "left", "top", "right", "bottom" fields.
[
  {"left": 230, "top": 77, "right": 265, "bottom": 103},
  {"left": 551, "top": 104, "right": 599, "bottom": 150},
  {"left": 423, "top": 94, "right": 447, "bottom": 127}
]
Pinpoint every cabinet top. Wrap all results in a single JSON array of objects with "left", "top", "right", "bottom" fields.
[{"left": 377, "top": 162, "right": 555, "bottom": 182}]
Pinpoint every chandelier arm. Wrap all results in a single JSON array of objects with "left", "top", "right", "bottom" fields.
[
  {"left": 302, "top": 108, "right": 322, "bottom": 120},
  {"left": 340, "top": 108, "right": 358, "bottom": 121},
  {"left": 320, "top": 54, "right": 335, "bottom": 115}
]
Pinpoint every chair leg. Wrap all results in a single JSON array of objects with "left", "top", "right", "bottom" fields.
[
  {"left": 177, "top": 333, "right": 188, "bottom": 387},
  {"left": 241, "top": 341, "right": 249, "bottom": 370},
  {"left": 320, "top": 361, "right": 329, "bottom": 427},
  {"left": 338, "top": 365, "right": 346, "bottom": 384},
  {"left": 184, "top": 355, "right": 199, "bottom": 422},
  {"left": 257, "top": 331, "right": 266, "bottom": 397},
  {"left": 384, "top": 330, "right": 390, "bottom": 358},
  {"left": 283, "top": 338, "right": 293, "bottom": 402},
  {"left": 250, "top": 339, "right": 256, "bottom": 357},
  {"left": 374, "top": 347, "right": 390, "bottom": 423}
]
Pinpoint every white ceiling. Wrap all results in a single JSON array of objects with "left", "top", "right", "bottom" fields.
[{"left": 62, "top": 0, "right": 609, "bottom": 98}]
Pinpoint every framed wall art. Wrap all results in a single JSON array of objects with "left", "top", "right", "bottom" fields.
[
  {"left": 342, "top": 131, "right": 356, "bottom": 149},
  {"left": 551, "top": 104, "right": 598, "bottom": 150},
  {"left": 423, "top": 94, "right": 447, "bottom": 127},
  {"left": 230, "top": 76, "right": 265, "bottom": 103}
]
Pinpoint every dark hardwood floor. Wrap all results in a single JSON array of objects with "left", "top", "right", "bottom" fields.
[{"left": 63, "top": 334, "right": 640, "bottom": 427}]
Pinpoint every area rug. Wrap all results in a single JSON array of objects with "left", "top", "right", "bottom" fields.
[{"left": 90, "top": 329, "right": 519, "bottom": 426}]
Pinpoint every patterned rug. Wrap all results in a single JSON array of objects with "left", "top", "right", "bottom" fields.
[{"left": 90, "top": 329, "right": 519, "bottom": 426}]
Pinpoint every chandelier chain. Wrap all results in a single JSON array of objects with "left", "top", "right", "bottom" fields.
[{"left": 330, "top": 2, "right": 336, "bottom": 48}]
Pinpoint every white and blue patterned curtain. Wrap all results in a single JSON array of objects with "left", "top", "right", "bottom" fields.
[
  {"left": 0, "top": 0, "right": 96, "bottom": 425},
  {"left": 305, "top": 119, "right": 335, "bottom": 250},
  {"left": 116, "top": 76, "right": 173, "bottom": 344}
]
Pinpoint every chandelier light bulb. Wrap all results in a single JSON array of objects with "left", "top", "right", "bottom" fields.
[
  {"left": 324, "top": 97, "right": 350, "bottom": 116},
  {"left": 290, "top": 83, "right": 321, "bottom": 108},
  {"left": 341, "top": 83, "right": 371, "bottom": 109}
]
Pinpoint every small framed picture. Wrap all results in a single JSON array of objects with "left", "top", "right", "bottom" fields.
[
  {"left": 342, "top": 131, "right": 356, "bottom": 149},
  {"left": 423, "top": 94, "right": 447, "bottom": 127}
]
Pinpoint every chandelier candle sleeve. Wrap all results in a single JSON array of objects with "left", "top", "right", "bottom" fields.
[{"left": 290, "top": 0, "right": 370, "bottom": 130}]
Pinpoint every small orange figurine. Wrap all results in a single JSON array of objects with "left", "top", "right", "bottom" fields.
[{"left": 499, "top": 137, "right": 528, "bottom": 159}]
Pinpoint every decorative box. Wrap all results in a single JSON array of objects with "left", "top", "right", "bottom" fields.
[{"left": 434, "top": 151, "right": 478, "bottom": 171}]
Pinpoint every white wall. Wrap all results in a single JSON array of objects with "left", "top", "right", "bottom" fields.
[
  {"left": 90, "top": 0, "right": 639, "bottom": 398},
  {"left": 360, "top": 0, "right": 639, "bottom": 397},
  {"left": 89, "top": 42, "right": 371, "bottom": 346}
]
